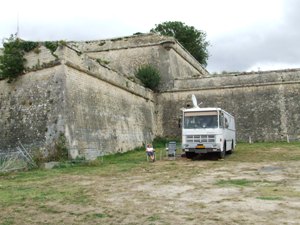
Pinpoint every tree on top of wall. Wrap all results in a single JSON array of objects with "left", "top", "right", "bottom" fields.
[{"left": 150, "top": 21, "right": 210, "bottom": 67}]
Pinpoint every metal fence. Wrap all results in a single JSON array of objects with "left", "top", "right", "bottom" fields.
[{"left": 0, "top": 142, "right": 37, "bottom": 173}]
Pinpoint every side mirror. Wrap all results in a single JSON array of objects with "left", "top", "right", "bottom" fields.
[
  {"left": 178, "top": 117, "right": 182, "bottom": 128},
  {"left": 225, "top": 119, "right": 229, "bottom": 128}
]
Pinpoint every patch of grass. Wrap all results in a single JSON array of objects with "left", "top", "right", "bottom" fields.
[
  {"left": 89, "top": 146, "right": 168, "bottom": 173},
  {"left": 216, "top": 178, "right": 261, "bottom": 187},
  {"left": 186, "top": 217, "right": 195, "bottom": 221},
  {"left": 0, "top": 142, "right": 299, "bottom": 224},
  {"left": 153, "top": 136, "right": 181, "bottom": 148},
  {"left": 91, "top": 213, "right": 112, "bottom": 218},
  {"left": 0, "top": 218, "right": 14, "bottom": 225},
  {"left": 0, "top": 166, "right": 72, "bottom": 182},
  {"left": 97, "top": 146, "right": 149, "bottom": 172},
  {"left": 256, "top": 196, "right": 283, "bottom": 201},
  {"left": 39, "top": 205, "right": 62, "bottom": 214},
  {"left": 147, "top": 214, "right": 161, "bottom": 222},
  {"left": 0, "top": 178, "right": 91, "bottom": 207},
  {"left": 228, "top": 142, "right": 300, "bottom": 162},
  {"left": 102, "top": 147, "right": 145, "bottom": 164},
  {"left": 217, "top": 174, "right": 300, "bottom": 201},
  {"left": 83, "top": 212, "right": 113, "bottom": 223},
  {"left": 257, "top": 186, "right": 300, "bottom": 199}
]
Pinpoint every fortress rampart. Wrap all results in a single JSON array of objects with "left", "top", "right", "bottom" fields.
[
  {"left": 159, "top": 69, "right": 300, "bottom": 141},
  {"left": 0, "top": 34, "right": 299, "bottom": 158}
]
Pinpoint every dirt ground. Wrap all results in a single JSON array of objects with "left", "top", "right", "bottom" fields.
[
  {"left": 85, "top": 157, "right": 300, "bottom": 225},
  {"left": 2, "top": 151, "right": 300, "bottom": 225}
]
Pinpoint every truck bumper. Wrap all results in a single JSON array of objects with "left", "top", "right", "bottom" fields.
[{"left": 184, "top": 148, "right": 220, "bottom": 153}]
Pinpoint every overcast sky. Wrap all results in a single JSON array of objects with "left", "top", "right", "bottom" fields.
[{"left": 1, "top": 0, "right": 299, "bottom": 73}]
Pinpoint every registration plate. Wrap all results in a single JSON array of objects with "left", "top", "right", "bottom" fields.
[{"left": 196, "top": 145, "right": 205, "bottom": 149}]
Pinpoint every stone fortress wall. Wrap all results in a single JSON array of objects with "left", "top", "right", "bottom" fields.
[
  {"left": 68, "top": 34, "right": 209, "bottom": 91},
  {"left": 159, "top": 69, "right": 300, "bottom": 141},
  {"left": 0, "top": 33, "right": 299, "bottom": 158},
  {"left": 0, "top": 37, "right": 158, "bottom": 159},
  {"left": 0, "top": 66, "right": 66, "bottom": 154}
]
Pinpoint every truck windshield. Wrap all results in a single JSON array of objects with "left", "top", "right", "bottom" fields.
[{"left": 184, "top": 112, "right": 218, "bottom": 129}]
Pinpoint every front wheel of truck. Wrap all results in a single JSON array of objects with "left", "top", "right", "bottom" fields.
[
  {"left": 186, "top": 152, "right": 196, "bottom": 159},
  {"left": 219, "top": 142, "right": 226, "bottom": 159}
]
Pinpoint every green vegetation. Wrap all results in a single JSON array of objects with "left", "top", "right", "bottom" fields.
[
  {"left": 153, "top": 136, "right": 181, "bottom": 148},
  {"left": 32, "top": 133, "right": 69, "bottom": 167},
  {"left": 228, "top": 142, "right": 300, "bottom": 162},
  {"left": 257, "top": 185, "right": 300, "bottom": 200},
  {"left": 256, "top": 196, "right": 283, "bottom": 200},
  {"left": 0, "top": 35, "right": 35, "bottom": 81},
  {"left": 216, "top": 178, "right": 262, "bottom": 187},
  {"left": 0, "top": 35, "right": 63, "bottom": 81},
  {"left": 0, "top": 146, "right": 149, "bottom": 209},
  {"left": 96, "top": 58, "right": 110, "bottom": 65},
  {"left": 37, "top": 146, "right": 150, "bottom": 172},
  {"left": 51, "top": 133, "right": 68, "bottom": 161},
  {"left": 147, "top": 214, "right": 161, "bottom": 222},
  {"left": 151, "top": 21, "right": 209, "bottom": 66},
  {"left": 0, "top": 182, "right": 89, "bottom": 206},
  {"left": 44, "top": 41, "right": 59, "bottom": 53},
  {"left": 0, "top": 142, "right": 299, "bottom": 224},
  {"left": 135, "top": 64, "right": 160, "bottom": 91}
]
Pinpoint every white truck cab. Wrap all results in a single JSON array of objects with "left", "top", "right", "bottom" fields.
[{"left": 182, "top": 95, "right": 236, "bottom": 159}]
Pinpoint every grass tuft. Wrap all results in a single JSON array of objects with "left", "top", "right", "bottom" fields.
[
  {"left": 216, "top": 179, "right": 261, "bottom": 187},
  {"left": 256, "top": 196, "right": 283, "bottom": 201}
]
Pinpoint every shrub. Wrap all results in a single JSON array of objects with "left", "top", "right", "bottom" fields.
[
  {"left": 44, "top": 41, "right": 59, "bottom": 53},
  {"left": 135, "top": 64, "right": 160, "bottom": 91},
  {"left": 0, "top": 36, "right": 26, "bottom": 80},
  {"left": 32, "top": 133, "right": 69, "bottom": 166},
  {"left": 19, "top": 41, "right": 39, "bottom": 53},
  {"left": 0, "top": 35, "right": 39, "bottom": 81},
  {"left": 49, "top": 133, "right": 68, "bottom": 161}
]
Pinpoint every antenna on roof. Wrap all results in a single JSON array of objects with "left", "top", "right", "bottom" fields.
[
  {"left": 192, "top": 94, "right": 197, "bottom": 107},
  {"left": 16, "top": 13, "right": 20, "bottom": 38},
  {"left": 191, "top": 94, "right": 202, "bottom": 108}
]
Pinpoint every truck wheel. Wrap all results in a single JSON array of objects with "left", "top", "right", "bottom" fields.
[
  {"left": 186, "top": 152, "right": 196, "bottom": 159},
  {"left": 228, "top": 140, "right": 234, "bottom": 154},
  {"left": 219, "top": 142, "right": 226, "bottom": 159}
]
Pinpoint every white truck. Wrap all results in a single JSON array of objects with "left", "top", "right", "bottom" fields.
[{"left": 182, "top": 95, "right": 236, "bottom": 159}]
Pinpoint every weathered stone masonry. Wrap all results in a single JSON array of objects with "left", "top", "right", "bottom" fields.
[
  {"left": 159, "top": 69, "right": 300, "bottom": 141},
  {"left": 0, "top": 66, "right": 66, "bottom": 152},
  {"left": 0, "top": 33, "right": 299, "bottom": 158},
  {"left": 0, "top": 38, "right": 158, "bottom": 159}
]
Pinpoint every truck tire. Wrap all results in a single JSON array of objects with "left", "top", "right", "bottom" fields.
[
  {"left": 228, "top": 140, "right": 234, "bottom": 154},
  {"left": 219, "top": 142, "right": 226, "bottom": 159},
  {"left": 186, "top": 152, "right": 196, "bottom": 159}
]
